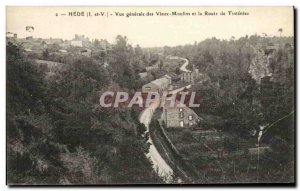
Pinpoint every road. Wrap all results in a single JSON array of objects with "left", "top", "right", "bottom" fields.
[
  {"left": 139, "top": 99, "right": 173, "bottom": 182},
  {"left": 139, "top": 84, "right": 191, "bottom": 183},
  {"left": 179, "top": 58, "right": 192, "bottom": 72},
  {"left": 139, "top": 56, "right": 192, "bottom": 183}
]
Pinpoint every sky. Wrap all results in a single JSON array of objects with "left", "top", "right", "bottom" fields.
[{"left": 6, "top": 6, "right": 294, "bottom": 47}]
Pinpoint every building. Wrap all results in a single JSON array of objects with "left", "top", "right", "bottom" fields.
[
  {"left": 21, "top": 40, "right": 44, "bottom": 53},
  {"left": 142, "top": 75, "right": 171, "bottom": 93},
  {"left": 59, "top": 42, "right": 70, "bottom": 49},
  {"left": 181, "top": 71, "right": 194, "bottom": 83},
  {"left": 71, "top": 40, "right": 83, "bottom": 47},
  {"left": 103, "top": 61, "right": 109, "bottom": 68},
  {"left": 181, "top": 68, "right": 199, "bottom": 83},
  {"left": 266, "top": 43, "right": 280, "bottom": 52},
  {"left": 26, "top": 36, "right": 33, "bottom": 40},
  {"left": 6, "top": 32, "right": 17, "bottom": 39},
  {"left": 80, "top": 48, "right": 92, "bottom": 57},
  {"left": 161, "top": 100, "right": 200, "bottom": 128},
  {"left": 35, "top": 59, "right": 64, "bottom": 73},
  {"left": 98, "top": 39, "right": 112, "bottom": 51},
  {"left": 44, "top": 38, "right": 63, "bottom": 45},
  {"left": 58, "top": 49, "right": 68, "bottom": 54},
  {"left": 72, "top": 34, "right": 91, "bottom": 47},
  {"left": 6, "top": 32, "right": 18, "bottom": 45},
  {"left": 138, "top": 72, "right": 148, "bottom": 79},
  {"left": 146, "top": 65, "right": 158, "bottom": 72},
  {"left": 164, "top": 74, "right": 172, "bottom": 84}
]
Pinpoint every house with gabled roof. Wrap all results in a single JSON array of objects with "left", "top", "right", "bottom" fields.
[
  {"left": 161, "top": 99, "right": 200, "bottom": 128},
  {"left": 142, "top": 75, "right": 172, "bottom": 93}
]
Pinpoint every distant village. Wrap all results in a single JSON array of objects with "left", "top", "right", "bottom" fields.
[
  {"left": 6, "top": 31, "right": 206, "bottom": 130},
  {"left": 6, "top": 32, "right": 110, "bottom": 57}
]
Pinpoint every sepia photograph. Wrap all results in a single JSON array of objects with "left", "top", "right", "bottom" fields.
[{"left": 6, "top": 6, "right": 295, "bottom": 185}]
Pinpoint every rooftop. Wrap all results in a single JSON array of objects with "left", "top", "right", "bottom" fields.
[{"left": 151, "top": 76, "right": 169, "bottom": 86}]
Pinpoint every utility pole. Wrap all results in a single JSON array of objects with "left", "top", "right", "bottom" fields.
[
  {"left": 257, "top": 125, "right": 266, "bottom": 183},
  {"left": 256, "top": 111, "right": 294, "bottom": 182}
]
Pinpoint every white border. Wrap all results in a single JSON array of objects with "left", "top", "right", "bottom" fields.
[{"left": 1, "top": 0, "right": 298, "bottom": 191}]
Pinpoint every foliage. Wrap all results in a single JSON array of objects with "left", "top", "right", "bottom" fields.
[
  {"left": 165, "top": 35, "right": 294, "bottom": 183},
  {"left": 7, "top": 37, "right": 162, "bottom": 184}
]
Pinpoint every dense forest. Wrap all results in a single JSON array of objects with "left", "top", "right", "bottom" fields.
[
  {"left": 7, "top": 33, "right": 294, "bottom": 184},
  {"left": 7, "top": 36, "right": 163, "bottom": 184},
  {"left": 164, "top": 35, "right": 294, "bottom": 182}
]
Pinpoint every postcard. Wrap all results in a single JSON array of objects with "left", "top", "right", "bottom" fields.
[{"left": 6, "top": 6, "right": 295, "bottom": 185}]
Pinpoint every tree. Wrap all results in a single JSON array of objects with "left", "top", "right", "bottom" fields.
[
  {"left": 159, "top": 59, "right": 163, "bottom": 70},
  {"left": 7, "top": 42, "right": 46, "bottom": 113},
  {"left": 108, "top": 35, "right": 137, "bottom": 89},
  {"left": 7, "top": 42, "right": 65, "bottom": 184},
  {"left": 175, "top": 67, "right": 180, "bottom": 74},
  {"left": 134, "top": 44, "right": 143, "bottom": 57},
  {"left": 94, "top": 39, "right": 100, "bottom": 47},
  {"left": 42, "top": 48, "right": 49, "bottom": 59},
  {"left": 278, "top": 28, "right": 283, "bottom": 37}
]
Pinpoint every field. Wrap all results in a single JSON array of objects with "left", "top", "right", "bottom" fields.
[{"left": 164, "top": 126, "right": 262, "bottom": 183}]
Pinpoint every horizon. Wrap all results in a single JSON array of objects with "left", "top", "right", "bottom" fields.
[
  {"left": 7, "top": 32, "right": 294, "bottom": 48},
  {"left": 7, "top": 6, "right": 294, "bottom": 47}
]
